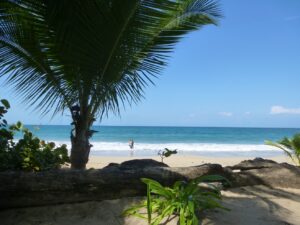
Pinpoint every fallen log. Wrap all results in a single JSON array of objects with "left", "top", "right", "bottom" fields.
[
  {"left": 0, "top": 161, "right": 227, "bottom": 209},
  {"left": 1, "top": 158, "right": 299, "bottom": 209}
]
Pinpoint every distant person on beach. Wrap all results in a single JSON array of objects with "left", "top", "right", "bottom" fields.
[
  {"left": 129, "top": 139, "right": 134, "bottom": 156},
  {"left": 129, "top": 139, "right": 134, "bottom": 149}
]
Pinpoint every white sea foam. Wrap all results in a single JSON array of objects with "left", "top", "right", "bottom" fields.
[{"left": 51, "top": 141, "right": 280, "bottom": 152}]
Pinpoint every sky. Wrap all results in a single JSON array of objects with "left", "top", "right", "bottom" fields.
[{"left": 1, "top": 0, "right": 300, "bottom": 128}]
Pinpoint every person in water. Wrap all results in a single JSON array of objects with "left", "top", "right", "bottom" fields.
[{"left": 129, "top": 139, "right": 134, "bottom": 156}]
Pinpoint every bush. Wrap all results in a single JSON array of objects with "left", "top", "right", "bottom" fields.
[
  {"left": 0, "top": 98, "right": 69, "bottom": 172},
  {"left": 0, "top": 99, "right": 13, "bottom": 150},
  {"left": 123, "top": 175, "right": 229, "bottom": 225}
]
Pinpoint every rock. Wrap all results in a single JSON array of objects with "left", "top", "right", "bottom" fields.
[
  {"left": 103, "top": 159, "right": 169, "bottom": 170},
  {"left": 120, "top": 159, "right": 169, "bottom": 168},
  {"left": 105, "top": 162, "right": 119, "bottom": 167},
  {"left": 230, "top": 159, "right": 300, "bottom": 188},
  {"left": 228, "top": 157, "right": 278, "bottom": 171},
  {"left": 166, "top": 163, "right": 227, "bottom": 179}
]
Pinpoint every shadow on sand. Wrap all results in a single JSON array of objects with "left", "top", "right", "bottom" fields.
[
  {"left": 1, "top": 185, "right": 300, "bottom": 225},
  {"left": 202, "top": 185, "right": 300, "bottom": 225},
  {"left": 1, "top": 162, "right": 300, "bottom": 225}
]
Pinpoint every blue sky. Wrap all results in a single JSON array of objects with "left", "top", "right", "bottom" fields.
[{"left": 1, "top": 0, "right": 300, "bottom": 127}]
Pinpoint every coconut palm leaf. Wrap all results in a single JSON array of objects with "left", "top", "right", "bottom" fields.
[
  {"left": 0, "top": 0, "right": 221, "bottom": 168},
  {"left": 265, "top": 134, "right": 300, "bottom": 166},
  {"left": 265, "top": 140, "right": 295, "bottom": 163},
  {"left": 1, "top": 0, "right": 220, "bottom": 116}
]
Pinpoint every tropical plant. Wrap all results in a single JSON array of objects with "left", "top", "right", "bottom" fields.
[
  {"left": 123, "top": 175, "right": 229, "bottom": 225},
  {"left": 0, "top": 122, "right": 70, "bottom": 172},
  {"left": 0, "top": 0, "right": 221, "bottom": 169},
  {"left": 158, "top": 148, "right": 177, "bottom": 162},
  {"left": 0, "top": 98, "right": 69, "bottom": 171},
  {"left": 266, "top": 134, "right": 300, "bottom": 166},
  {"left": 0, "top": 98, "right": 13, "bottom": 150}
]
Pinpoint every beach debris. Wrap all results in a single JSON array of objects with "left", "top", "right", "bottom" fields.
[{"left": 158, "top": 148, "right": 177, "bottom": 162}]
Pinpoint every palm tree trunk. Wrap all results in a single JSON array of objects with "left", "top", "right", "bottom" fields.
[
  {"left": 70, "top": 105, "right": 92, "bottom": 169},
  {"left": 70, "top": 125, "right": 91, "bottom": 169}
]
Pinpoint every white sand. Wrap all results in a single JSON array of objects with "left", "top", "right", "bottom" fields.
[{"left": 87, "top": 154, "right": 291, "bottom": 168}]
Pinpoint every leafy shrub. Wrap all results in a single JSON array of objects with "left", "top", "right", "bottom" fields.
[
  {"left": 0, "top": 99, "right": 13, "bottom": 150},
  {"left": 123, "top": 175, "right": 229, "bottom": 225},
  {"left": 158, "top": 148, "right": 177, "bottom": 162},
  {"left": 0, "top": 98, "right": 69, "bottom": 172},
  {"left": 266, "top": 134, "right": 300, "bottom": 166}
]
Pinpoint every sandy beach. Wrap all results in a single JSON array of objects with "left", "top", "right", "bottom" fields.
[
  {"left": 86, "top": 154, "right": 291, "bottom": 169},
  {"left": 1, "top": 155, "right": 300, "bottom": 225},
  {"left": 2, "top": 186, "right": 300, "bottom": 225}
]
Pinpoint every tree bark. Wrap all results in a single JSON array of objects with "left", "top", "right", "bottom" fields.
[
  {"left": 70, "top": 105, "right": 92, "bottom": 170},
  {"left": 70, "top": 127, "right": 90, "bottom": 169}
]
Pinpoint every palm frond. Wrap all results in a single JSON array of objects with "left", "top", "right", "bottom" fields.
[
  {"left": 0, "top": 0, "right": 76, "bottom": 115},
  {"left": 0, "top": 0, "right": 221, "bottom": 119},
  {"left": 89, "top": 0, "right": 221, "bottom": 116},
  {"left": 265, "top": 139, "right": 298, "bottom": 165}
]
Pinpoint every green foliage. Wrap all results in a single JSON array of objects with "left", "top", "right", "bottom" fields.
[
  {"left": 266, "top": 134, "right": 300, "bottom": 166},
  {"left": 0, "top": 0, "right": 221, "bottom": 118},
  {"left": 123, "top": 175, "right": 229, "bottom": 225},
  {"left": 0, "top": 98, "right": 13, "bottom": 149},
  {"left": 0, "top": 0, "right": 221, "bottom": 168},
  {"left": 0, "top": 99, "right": 69, "bottom": 172},
  {"left": 0, "top": 126, "right": 69, "bottom": 172},
  {"left": 158, "top": 148, "right": 178, "bottom": 162}
]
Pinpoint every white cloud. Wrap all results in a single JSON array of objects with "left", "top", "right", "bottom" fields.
[
  {"left": 219, "top": 112, "right": 233, "bottom": 117},
  {"left": 270, "top": 106, "right": 300, "bottom": 115}
]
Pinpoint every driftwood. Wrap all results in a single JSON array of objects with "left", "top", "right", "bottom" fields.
[
  {"left": 0, "top": 161, "right": 226, "bottom": 209},
  {"left": 0, "top": 158, "right": 299, "bottom": 209}
]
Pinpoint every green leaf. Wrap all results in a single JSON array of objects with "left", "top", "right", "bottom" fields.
[
  {"left": 146, "top": 183, "right": 152, "bottom": 225},
  {"left": 266, "top": 139, "right": 298, "bottom": 165},
  {"left": 0, "top": 99, "right": 10, "bottom": 109},
  {"left": 124, "top": 175, "right": 228, "bottom": 225},
  {"left": 141, "top": 178, "right": 173, "bottom": 198},
  {"left": 179, "top": 207, "right": 186, "bottom": 225},
  {"left": 23, "top": 157, "right": 30, "bottom": 162},
  {"left": 16, "top": 121, "right": 23, "bottom": 129},
  {"left": 122, "top": 202, "right": 147, "bottom": 218}
]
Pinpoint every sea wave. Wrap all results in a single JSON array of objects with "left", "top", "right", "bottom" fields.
[{"left": 51, "top": 141, "right": 280, "bottom": 152}]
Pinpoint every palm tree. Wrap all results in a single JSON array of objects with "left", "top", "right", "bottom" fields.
[
  {"left": 266, "top": 134, "right": 300, "bottom": 166},
  {"left": 0, "top": 0, "right": 221, "bottom": 169}
]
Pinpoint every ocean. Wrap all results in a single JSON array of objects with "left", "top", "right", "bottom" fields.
[{"left": 18, "top": 125, "right": 300, "bottom": 158}]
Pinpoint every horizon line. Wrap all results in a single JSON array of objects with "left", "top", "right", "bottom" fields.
[{"left": 20, "top": 124, "right": 300, "bottom": 129}]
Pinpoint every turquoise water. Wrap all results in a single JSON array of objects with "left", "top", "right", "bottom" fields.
[{"left": 17, "top": 125, "right": 300, "bottom": 157}]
